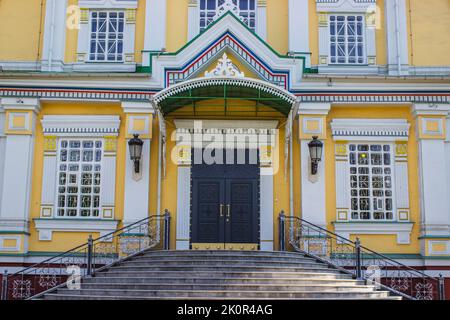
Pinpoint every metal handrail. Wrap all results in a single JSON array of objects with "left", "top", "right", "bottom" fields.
[
  {"left": 0, "top": 210, "right": 171, "bottom": 300},
  {"left": 279, "top": 212, "right": 445, "bottom": 300}
]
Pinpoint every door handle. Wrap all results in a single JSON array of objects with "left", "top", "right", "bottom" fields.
[
  {"left": 219, "top": 204, "right": 224, "bottom": 217},
  {"left": 226, "top": 204, "right": 231, "bottom": 222}
]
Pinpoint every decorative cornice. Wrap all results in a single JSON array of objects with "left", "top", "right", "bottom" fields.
[
  {"left": 41, "top": 115, "right": 121, "bottom": 136},
  {"left": 331, "top": 119, "right": 410, "bottom": 140}
]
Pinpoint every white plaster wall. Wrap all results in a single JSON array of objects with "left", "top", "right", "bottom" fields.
[
  {"left": 446, "top": 118, "right": 450, "bottom": 225},
  {"left": 0, "top": 111, "right": 5, "bottom": 211},
  {"left": 123, "top": 139, "right": 151, "bottom": 224}
]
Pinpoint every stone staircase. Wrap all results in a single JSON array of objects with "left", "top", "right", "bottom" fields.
[{"left": 39, "top": 250, "right": 401, "bottom": 300}]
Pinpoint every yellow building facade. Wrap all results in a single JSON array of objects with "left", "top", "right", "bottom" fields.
[{"left": 0, "top": 0, "right": 449, "bottom": 286}]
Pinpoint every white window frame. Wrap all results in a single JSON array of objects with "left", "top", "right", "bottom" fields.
[
  {"left": 348, "top": 142, "right": 396, "bottom": 222},
  {"left": 55, "top": 138, "right": 104, "bottom": 219},
  {"left": 88, "top": 10, "right": 125, "bottom": 63},
  {"left": 328, "top": 14, "right": 366, "bottom": 65},
  {"left": 199, "top": 0, "right": 257, "bottom": 32}
]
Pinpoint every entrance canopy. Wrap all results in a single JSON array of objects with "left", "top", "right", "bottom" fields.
[{"left": 153, "top": 77, "right": 297, "bottom": 117}]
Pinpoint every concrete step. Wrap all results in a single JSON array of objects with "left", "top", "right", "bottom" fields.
[
  {"left": 38, "top": 250, "right": 401, "bottom": 300},
  {"left": 42, "top": 293, "right": 402, "bottom": 300},
  {"left": 131, "top": 255, "right": 319, "bottom": 263},
  {"left": 78, "top": 282, "right": 378, "bottom": 293},
  {"left": 106, "top": 265, "right": 335, "bottom": 273},
  {"left": 50, "top": 288, "right": 394, "bottom": 299},
  {"left": 84, "top": 276, "right": 364, "bottom": 285},
  {"left": 117, "top": 259, "right": 327, "bottom": 268},
  {"left": 94, "top": 270, "right": 352, "bottom": 279}
]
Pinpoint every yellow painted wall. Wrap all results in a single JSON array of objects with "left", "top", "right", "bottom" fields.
[
  {"left": 0, "top": 0, "right": 45, "bottom": 61},
  {"left": 308, "top": 0, "right": 318, "bottom": 65},
  {"left": 266, "top": 0, "right": 289, "bottom": 54},
  {"left": 166, "top": 0, "right": 189, "bottom": 52},
  {"left": 375, "top": 0, "right": 387, "bottom": 66},
  {"left": 27, "top": 102, "right": 127, "bottom": 253},
  {"left": 325, "top": 105, "right": 421, "bottom": 254},
  {"left": 408, "top": 0, "right": 450, "bottom": 66},
  {"left": 65, "top": 0, "right": 79, "bottom": 63}
]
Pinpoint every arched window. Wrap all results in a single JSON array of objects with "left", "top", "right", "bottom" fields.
[{"left": 200, "top": 0, "right": 256, "bottom": 32}]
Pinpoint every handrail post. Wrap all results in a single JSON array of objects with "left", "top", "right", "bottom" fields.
[
  {"left": 279, "top": 210, "right": 285, "bottom": 252},
  {"left": 87, "top": 235, "right": 93, "bottom": 276},
  {"left": 355, "top": 237, "right": 362, "bottom": 279},
  {"left": 164, "top": 209, "right": 171, "bottom": 250},
  {"left": 439, "top": 274, "right": 446, "bottom": 300},
  {"left": 1, "top": 270, "right": 8, "bottom": 300}
]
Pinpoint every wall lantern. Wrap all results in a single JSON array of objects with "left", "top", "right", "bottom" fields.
[
  {"left": 128, "top": 134, "right": 144, "bottom": 173},
  {"left": 308, "top": 136, "right": 323, "bottom": 175}
]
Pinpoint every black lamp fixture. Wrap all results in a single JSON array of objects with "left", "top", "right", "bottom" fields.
[
  {"left": 308, "top": 136, "right": 323, "bottom": 175},
  {"left": 128, "top": 134, "right": 144, "bottom": 173}
]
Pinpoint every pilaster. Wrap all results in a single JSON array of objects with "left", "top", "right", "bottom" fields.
[
  {"left": 298, "top": 103, "right": 330, "bottom": 228},
  {"left": 288, "top": 0, "right": 310, "bottom": 67},
  {"left": 385, "top": 0, "right": 409, "bottom": 76},
  {"left": 122, "top": 101, "right": 155, "bottom": 225},
  {"left": 413, "top": 104, "right": 450, "bottom": 256},
  {"left": 143, "top": 0, "right": 167, "bottom": 67},
  {"left": 41, "top": 0, "right": 68, "bottom": 72},
  {"left": 0, "top": 98, "right": 41, "bottom": 254}
]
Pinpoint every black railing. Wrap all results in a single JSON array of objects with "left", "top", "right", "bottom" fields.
[
  {"left": 278, "top": 211, "right": 445, "bottom": 300},
  {"left": 0, "top": 210, "right": 171, "bottom": 300}
]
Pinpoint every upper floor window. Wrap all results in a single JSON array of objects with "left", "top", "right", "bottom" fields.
[
  {"left": 329, "top": 15, "right": 365, "bottom": 64},
  {"left": 200, "top": 0, "right": 256, "bottom": 32},
  {"left": 349, "top": 143, "right": 394, "bottom": 221},
  {"left": 57, "top": 139, "right": 103, "bottom": 218},
  {"left": 89, "top": 11, "right": 124, "bottom": 62}
]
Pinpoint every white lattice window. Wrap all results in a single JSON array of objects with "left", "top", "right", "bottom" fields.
[
  {"left": 329, "top": 15, "right": 365, "bottom": 64},
  {"left": 56, "top": 139, "right": 103, "bottom": 218},
  {"left": 349, "top": 143, "right": 395, "bottom": 221},
  {"left": 89, "top": 11, "right": 124, "bottom": 62},
  {"left": 200, "top": 0, "right": 256, "bottom": 32}
]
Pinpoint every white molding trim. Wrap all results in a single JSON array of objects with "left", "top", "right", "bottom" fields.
[
  {"left": 34, "top": 219, "right": 119, "bottom": 241},
  {"left": 174, "top": 119, "right": 279, "bottom": 130},
  {"left": 0, "top": 219, "right": 29, "bottom": 233},
  {"left": 78, "top": 0, "right": 138, "bottom": 9},
  {"left": 41, "top": 115, "right": 121, "bottom": 136},
  {"left": 0, "top": 235, "right": 22, "bottom": 252},
  {"left": 331, "top": 119, "right": 410, "bottom": 141},
  {"left": 316, "top": 0, "right": 376, "bottom": 13},
  {"left": 333, "top": 222, "right": 414, "bottom": 244}
]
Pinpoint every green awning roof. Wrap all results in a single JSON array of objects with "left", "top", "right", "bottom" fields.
[{"left": 154, "top": 77, "right": 297, "bottom": 117}]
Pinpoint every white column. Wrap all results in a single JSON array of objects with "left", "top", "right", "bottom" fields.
[
  {"left": 0, "top": 109, "right": 5, "bottom": 214},
  {"left": 0, "top": 98, "right": 40, "bottom": 236},
  {"left": 413, "top": 104, "right": 450, "bottom": 238},
  {"left": 176, "top": 166, "right": 191, "bottom": 250},
  {"left": 122, "top": 102, "right": 154, "bottom": 225},
  {"left": 143, "top": 0, "right": 167, "bottom": 67},
  {"left": 256, "top": 0, "right": 267, "bottom": 41},
  {"left": 260, "top": 167, "right": 274, "bottom": 251},
  {"left": 187, "top": 0, "right": 200, "bottom": 41},
  {"left": 288, "top": 0, "right": 310, "bottom": 65},
  {"left": 385, "top": 0, "right": 409, "bottom": 75},
  {"left": 298, "top": 103, "right": 330, "bottom": 228},
  {"left": 41, "top": 0, "right": 68, "bottom": 72}
]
